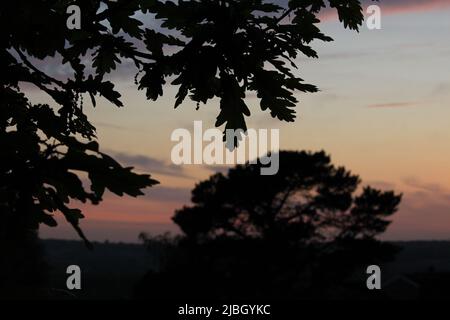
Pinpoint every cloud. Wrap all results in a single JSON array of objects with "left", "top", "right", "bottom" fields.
[
  {"left": 363, "top": 0, "right": 450, "bottom": 16},
  {"left": 400, "top": 177, "right": 450, "bottom": 206},
  {"left": 382, "top": 178, "right": 450, "bottom": 240},
  {"left": 109, "top": 151, "right": 189, "bottom": 178},
  {"left": 203, "top": 164, "right": 232, "bottom": 175},
  {"left": 365, "top": 180, "right": 396, "bottom": 190},
  {"left": 94, "top": 121, "right": 128, "bottom": 131},
  {"left": 273, "top": 0, "right": 450, "bottom": 21},
  {"left": 403, "top": 177, "right": 446, "bottom": 194},
  {"left": 319, "top": 51, "right": 370, "bottom": 61},
  {"left": 431, "top": 82, "right": 450, "bottom": 97},
  {"left": 367, "top": 102, "right": 417, "bottom": 109},
  {"left": 318, "top": 0, "right": 450, "bottom": 21},
  {"left": 383, "top": 194, "right": 450, "bottom": 241},
  {"left": 143, "top": 185, "right": 191, "bottom": 203}
]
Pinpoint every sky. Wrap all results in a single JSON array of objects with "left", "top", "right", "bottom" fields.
[{"left": 30, "top": 0, "right": 450, "bottom": 243}]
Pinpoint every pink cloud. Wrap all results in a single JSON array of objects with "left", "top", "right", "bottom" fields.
[
  {"left": 367, "top": 102, "right": 417, "bottom": 109},
  {"left": 372, "top": 0, "right": 450, "bottom": 16},
  {"left": 319, "top": 0, "right": 450, "bottom": 22}
]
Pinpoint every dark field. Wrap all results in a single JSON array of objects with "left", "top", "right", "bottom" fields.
[{"left": 43, "top": 239, "right": 450, "bottom": 299}]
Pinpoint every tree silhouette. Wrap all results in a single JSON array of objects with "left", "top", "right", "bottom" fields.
[
  {"left": 136, "top": 151, "right": 402, "bottom": 299},
  {"left": 1, "top": 0, "right": 369, "bottom": 245},
  {"left": 2, "top": 0, "right": 370, "bottom": 293},
  {"left": 174, "top": 151, "right": 402, "bottom": 244}
]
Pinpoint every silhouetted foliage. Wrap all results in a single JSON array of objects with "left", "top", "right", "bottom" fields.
[
  {"left": 1, "top": 0, "right": 369, "bottom": 244},
  {"left": 2, "top": 0, "right": 370, "bottom": 291},
  {"left": 174, "top": 151, "right": 401, "bottom": 243},
  {"left": 137, "top": 151, "right": 402, "bottom": 299}
]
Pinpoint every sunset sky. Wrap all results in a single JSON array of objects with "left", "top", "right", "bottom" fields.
[{"left": 30, "top": 0, "right": 450, "bottom": 242}]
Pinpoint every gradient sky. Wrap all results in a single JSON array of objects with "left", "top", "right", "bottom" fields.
[{"left": 29, "top": 1, "right": 450, "bottom": 242}]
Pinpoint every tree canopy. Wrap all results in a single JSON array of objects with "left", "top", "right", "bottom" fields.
[
  {"left": 174, "top": 151, "right": 402, "bottom": 243},
  {"left": 136, "top": 150, "right": 402, "bottom": 300},
  {"left": 1, "top": 0, "right": 370, "bottom": 243}
]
